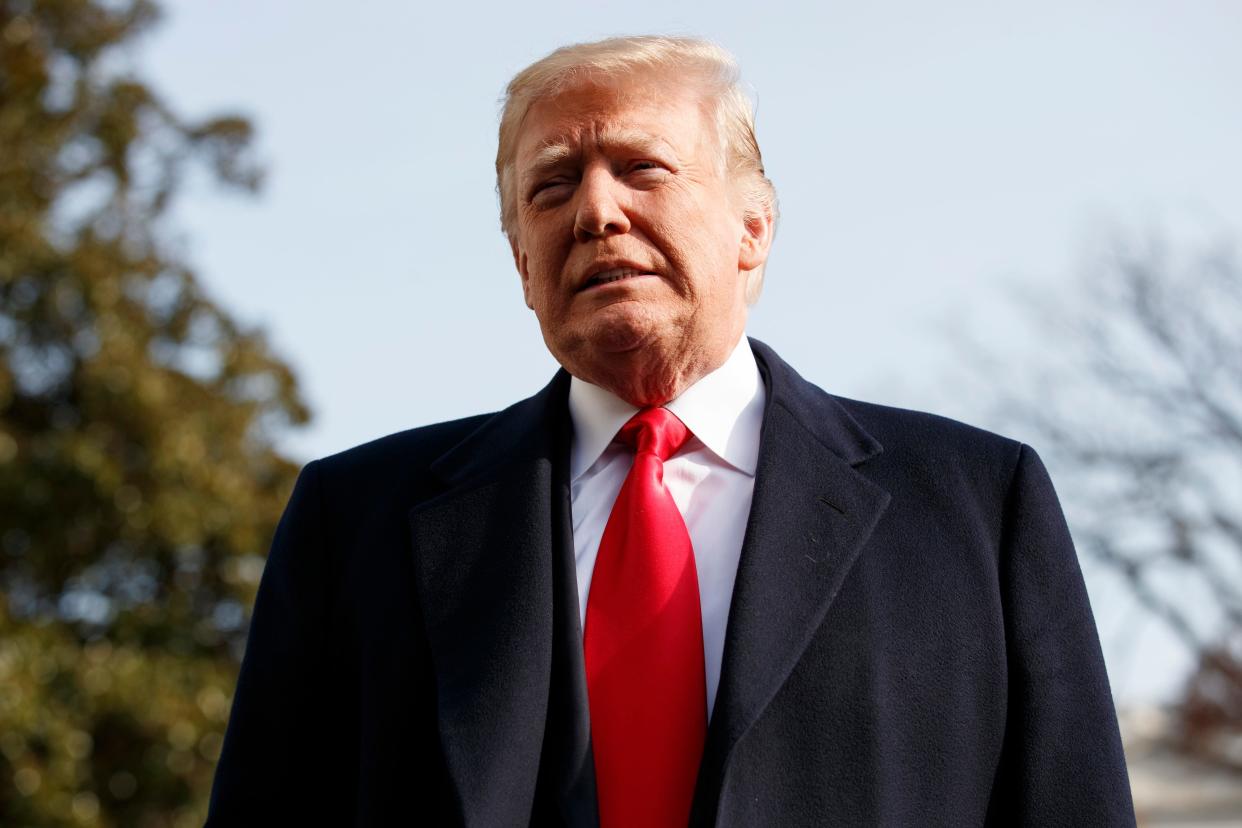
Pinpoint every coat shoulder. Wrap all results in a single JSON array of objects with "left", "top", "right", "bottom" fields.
[
  {"left": 752, "top": 338, "right": 1025, "bottom": 477},
  {"left": 826, "top": 395, "right": 1030, "bottom": 510},
  {"left": 833, "top": 395, "right": 1023, "bottom": 467},
  {"left": 321, "top": 413, "right": 494, "bottom": 468},
  {"left": 308, "top": 413, "right": 496, "bottom": 506}
]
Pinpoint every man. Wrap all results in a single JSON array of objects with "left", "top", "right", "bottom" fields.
[{"left": 207, "top": 36, "right": 1136, "bottom": 827}]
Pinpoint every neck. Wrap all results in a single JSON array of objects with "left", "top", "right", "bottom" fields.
[{"left": 573, "top": 332, "right": 744, "bottom": 407}]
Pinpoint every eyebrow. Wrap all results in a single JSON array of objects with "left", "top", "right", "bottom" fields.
[{"left": 526, "top": 144, "right": 576, "bottom": 176}]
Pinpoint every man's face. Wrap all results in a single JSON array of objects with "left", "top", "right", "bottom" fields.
[{"left": 509, "top": 76, "right": 768, "bottom": 402}]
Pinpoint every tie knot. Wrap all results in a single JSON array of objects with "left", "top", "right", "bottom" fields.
[{"left": 617, "top": 407, "right": 692, "bottom": 462}]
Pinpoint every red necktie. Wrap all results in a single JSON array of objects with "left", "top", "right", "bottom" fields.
[{"left": 584, "top": 407, "right": 707, "bottom": 828}]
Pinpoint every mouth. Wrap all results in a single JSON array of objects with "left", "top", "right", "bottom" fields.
[{"left": 580, "top": 266, "right": 658, "bottom": 291}]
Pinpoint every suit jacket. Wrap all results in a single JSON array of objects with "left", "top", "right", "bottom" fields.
[{"left": 206, "top": 339, "right": 1136, "bottom": 826}]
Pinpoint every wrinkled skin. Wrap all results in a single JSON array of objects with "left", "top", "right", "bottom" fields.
[{"left": 509, "top": 76, "right": 774, "bottom": 406}]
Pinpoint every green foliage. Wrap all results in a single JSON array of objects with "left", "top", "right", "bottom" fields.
[
  {"left": 0, "top": 598, "right": 238, "bottom": 826},
  {"left": 0, "top": 0, "right": 308, "bottom": 823}
]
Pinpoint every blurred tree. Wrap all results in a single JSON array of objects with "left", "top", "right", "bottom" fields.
[
  {"left": 0, "top": 0, "right": 308, "bottom": 824},
  {"left": 973, "top": 230, "right": 1242, "bottom": 771}
]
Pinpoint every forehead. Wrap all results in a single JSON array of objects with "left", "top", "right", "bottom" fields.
[{"left": 514, "top": 78, "right": 711, "bottom": 165}]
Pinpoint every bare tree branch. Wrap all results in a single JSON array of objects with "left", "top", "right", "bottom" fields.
[{"left": 965, "top": 228, "right": 1242, "bottom": 767}]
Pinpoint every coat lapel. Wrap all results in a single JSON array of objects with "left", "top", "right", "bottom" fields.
[
  {"left": 408, "top": 371, "right": 572, "bottom": 828},
  {"left": 691, "top": 340, "right": 892, "bottom": 823}
]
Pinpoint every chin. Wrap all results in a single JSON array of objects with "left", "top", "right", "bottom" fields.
[{"left": 580, "top": 304, "right": 661, "bottom": 355}]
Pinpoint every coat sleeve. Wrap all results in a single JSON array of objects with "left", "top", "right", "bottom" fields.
[
  {"left": 206, "top": 460, "right": 346, "bottom": 825},
  {"left": 985, "top": 443, "right": 1137, "bottom": 826}
]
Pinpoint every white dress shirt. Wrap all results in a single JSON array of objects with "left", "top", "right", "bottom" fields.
[{"left": 567, "top": 335, "right": 766, "bottom": 718}]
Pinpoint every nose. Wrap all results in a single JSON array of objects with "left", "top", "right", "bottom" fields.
[{"left": 573, "top": 166, "right": 631, "bottom": 242}]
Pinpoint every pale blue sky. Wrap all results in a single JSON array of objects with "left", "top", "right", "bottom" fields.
[{"left": 138, "top": 1, "right": 1242, "bottom": 704}]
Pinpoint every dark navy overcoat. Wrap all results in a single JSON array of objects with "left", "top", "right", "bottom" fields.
[{"left": 207, "top": 340, "right": 1135, "bottom": 827}]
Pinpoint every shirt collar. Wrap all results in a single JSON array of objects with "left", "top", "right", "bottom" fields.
[{"left": 567, "top": 335, "right": 766, "bottom": 481}]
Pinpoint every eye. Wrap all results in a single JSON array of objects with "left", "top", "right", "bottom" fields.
[
  {"left": 624, "top": 160, "right": 668, "bottom": 189},
  {"left": 528, "top": 178, "right": 575, "bottom": 207}
]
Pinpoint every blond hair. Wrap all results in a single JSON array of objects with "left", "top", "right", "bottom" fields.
[{"left": 495, "top": 36, "right": 778, "bottom": 300}]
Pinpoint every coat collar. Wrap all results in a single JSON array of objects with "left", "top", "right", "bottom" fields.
[
  {"left": 748, "top": 337, "right": 883, "bottom": 465},
  {"left": 427, "top": 369, "right": 572, "bottom": 489}
]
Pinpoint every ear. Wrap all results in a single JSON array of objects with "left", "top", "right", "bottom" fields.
[
  {"left": 510, "top": 235, "right": 535, "bottom": 310},
  {"left": 738, "top": 202, "right": 775, "bottom": 273}
]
